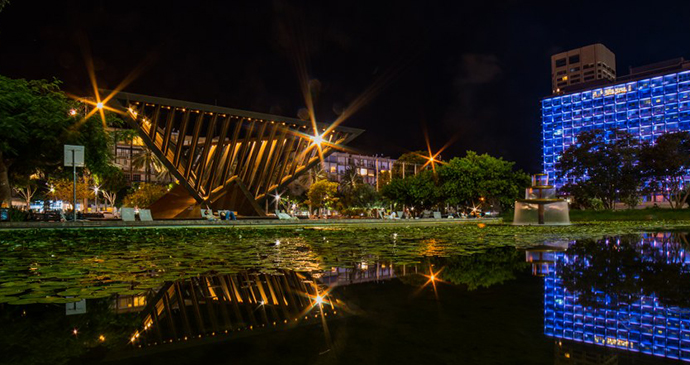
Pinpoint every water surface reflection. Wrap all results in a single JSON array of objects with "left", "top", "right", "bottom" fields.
[
  {"left": 543, "top": 233, "right": 690, "bottom": 363},
  {"left": 4, "top": 232, "right": 690, "bottom": 364}
]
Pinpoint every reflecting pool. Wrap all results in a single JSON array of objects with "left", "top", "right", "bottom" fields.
[{"left": 1, "top": 227, "right": 689, "bottom": 364}]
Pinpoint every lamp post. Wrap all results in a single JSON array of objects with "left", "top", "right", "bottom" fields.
[
  {"left": 64, "top": 145, "right": 85, "bottom": 222},
  {"left": 93, "top": 186, "right": 100, "bottom": 213},
  {"left": 49, "top": 185, "right": 55, "bottom": 211}
]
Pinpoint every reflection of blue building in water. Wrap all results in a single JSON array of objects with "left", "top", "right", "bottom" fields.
[{"left": 544, "top": 235, "right": 690, "bottom": 362}]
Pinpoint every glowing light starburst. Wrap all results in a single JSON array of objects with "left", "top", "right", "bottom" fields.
[
  {"left": 68, "top": 36, "right": 155, "bottom": 129},
  {"left": 414, "top": 124, "right": 459, "bottom": 173},
  {"left": 284, "top": 13, "right": 405, "bottom": 172},
  {"left": 418, "top": 266, "right": 446, "bottom": 299}
]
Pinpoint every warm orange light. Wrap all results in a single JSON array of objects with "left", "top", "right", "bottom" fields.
[
  {"left": 98, "top": 335, "right": 106, "bottom": 342},
  {"left": 311, "top": 134, "right": 324, "bottom": 146},
  {"left": 315, "top": 295, "right": 324, "bottom": 305},
  {"left": 96, "top": 102, "right": 104, "bottom": 109},
  {"left": 69, "top": 109, "right": 78, "bottom": 116}
]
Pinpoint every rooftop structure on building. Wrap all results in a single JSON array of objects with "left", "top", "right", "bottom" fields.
[{"left": 551, "top": 44, "right": 616, "bottom": 94}]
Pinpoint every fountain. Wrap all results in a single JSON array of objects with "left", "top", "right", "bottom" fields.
[{"left": 513, "top": 173, "right": 570, "bottom": 225}]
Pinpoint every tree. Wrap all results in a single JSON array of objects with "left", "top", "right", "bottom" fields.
[
  {"left": 339, "top": 183, "right": 381, "bottom": 210},
  {"left": 557, "top": 129, "right": 641, "bottom": 210},
  {"left": 97, "top": 167, "right": 128, "bottom": 209},
  {"left": 306, "top": 180, "right": 338, "bottom": 216},
  {"left": 560, "top": 235, "right": 690, "bottom": 308},
  {"left": 155, "top": 163, "right": 174, "bottom": 183},
  {"left": 12, "top": 181, "right": 38, "bottom": 209},
  {"left": 132, "top": 148, "right": 163, "bottom": 183},
  {"left": 340, "top": 165, "right": 363, "bottom": 192},
  {"left": 381, "top": 170, "right": 439, "bottom": 213},
  {"left": 437, "top": 247, "right": 528, "bottom": 290},
  {"left": 49, "top": 177, "right": 93, "bottom": 209},
  {"left": 290, "top": 166, "right": 326, "bottom": 196},
  {"left": 391, "top": 151, "right": 427, "bottom": 178},
  {"left": 122, "top": 183, "right": 168, "bottom": 208},
  {"left": 113, "top": 128, "right": 139, "bottom": 182},
  {"left": 338, "top": 166, "right": 364, "bottom": 208},
  {"left": 438, "top": 151, "right": 529, "bottom": 211},
  {"left": 377, "top": 170, "right": 391, "bottom": 188},
  {"left": 0, "top": 0, "right": 8, "bottom": 13},
  {"left": 639, "top": 131, "right": 690, "bottom": 208},
  {"left": 0, "top": 75, "right": 115, "bottom": 207}
]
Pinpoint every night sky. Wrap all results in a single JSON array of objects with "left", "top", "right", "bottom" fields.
[{"left": 2, "top": 0, "right": 690, "bottom": 172}]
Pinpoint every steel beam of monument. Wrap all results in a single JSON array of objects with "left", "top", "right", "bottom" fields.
[{"left": 107, "top": 91, "right": 363, "bottom": 218}]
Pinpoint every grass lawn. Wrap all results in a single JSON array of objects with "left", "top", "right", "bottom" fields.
[{"left": 502, "top": 207, "right": 690, "bottom": 222}]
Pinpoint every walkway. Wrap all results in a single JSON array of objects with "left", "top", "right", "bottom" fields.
[{"left": 0, "top": 217, "right": 501, "bottom": 230}]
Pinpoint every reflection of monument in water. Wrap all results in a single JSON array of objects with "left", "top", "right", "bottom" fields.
[
  {"left": 109, "top": 263, "right": 410, "bottom": 360},
  {"left": 513, "top": 174, "right": 570, "bottom": 225},
  {"left": 109, "top": 270, "right": 341, "bottom": 360}
]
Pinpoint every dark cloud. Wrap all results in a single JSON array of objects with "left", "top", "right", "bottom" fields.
[{"left": 454, "top": 54, "right": 503, "bottom": 86}]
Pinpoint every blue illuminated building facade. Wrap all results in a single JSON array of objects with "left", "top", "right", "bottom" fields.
[
  {"left": 544, "top": 235, "right": 690, "bottom": 362},
  {"left": 541, "top": 67, "right": 690, "bottom": 188}
]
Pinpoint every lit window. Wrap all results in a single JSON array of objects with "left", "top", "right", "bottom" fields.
[{"left": 134, "top": 296, "right": 147, "bottom": 307}]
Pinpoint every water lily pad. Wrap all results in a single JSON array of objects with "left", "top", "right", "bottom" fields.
[
  {"left": 1, "top": 281, "right": 28, "bottom": 288},
  {"left": 7, "top": 298, "right": 37, "bottom": 305},
  {"left": 0, "top": 288, "right": 27, "bottom": 296},
  {"left": 56, "top": 288, "right": 84, "bottom": 296},
  {"left": 79, "top": 292, "right": 112, "bottom": 299}
]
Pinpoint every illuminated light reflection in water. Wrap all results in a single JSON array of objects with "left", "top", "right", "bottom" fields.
[
  {"left": 542, "top": 232, "right": 690, "bottom": 363},
  {"left": 1, "top": 229, "right": 690, "bottom": 364}
]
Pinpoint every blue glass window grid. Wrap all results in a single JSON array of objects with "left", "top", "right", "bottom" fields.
[
  {"left": 543, "top": 234, "right": 690, "bottom": 361},
  {"left": 542, "top": 71, "right": 688, "bottom": 188}
]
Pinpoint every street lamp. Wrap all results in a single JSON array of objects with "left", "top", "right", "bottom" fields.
[
  {"left": 93, "top": 186, "right": 100, "bottom": 213},
  {"left": 96, "top": 102, "right": 104, "bottom": 109}
]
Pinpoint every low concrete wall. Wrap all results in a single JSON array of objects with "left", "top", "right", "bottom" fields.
[{"left": 0, "top": 217, "right": 502, "bottom": 230}]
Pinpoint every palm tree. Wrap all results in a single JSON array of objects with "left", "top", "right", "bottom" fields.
[
  {"left": 288, "top": 166, "right": 326, "bottom": 197},
  {"left": 155, "top": 162, "right": 174, "bottom": 183},
  {"left": 117, "top": 129, "right": 139, "bottom": 183},
  {"left": 340, "top": 165, "right": 363, "bottom": 191},
  {"left": 298, "top": 166, "right": 326, "bottom": 188},
  {"left": 132, "top": 148, "right": 163, "bottom": 183}
]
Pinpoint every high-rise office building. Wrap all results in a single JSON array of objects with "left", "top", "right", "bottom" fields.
[
  {"left": 543, "top": 45, "right": 690, "bottom": 190},
  {"left": 551, "top": 44, "right": 616, "bottom": 94}
]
